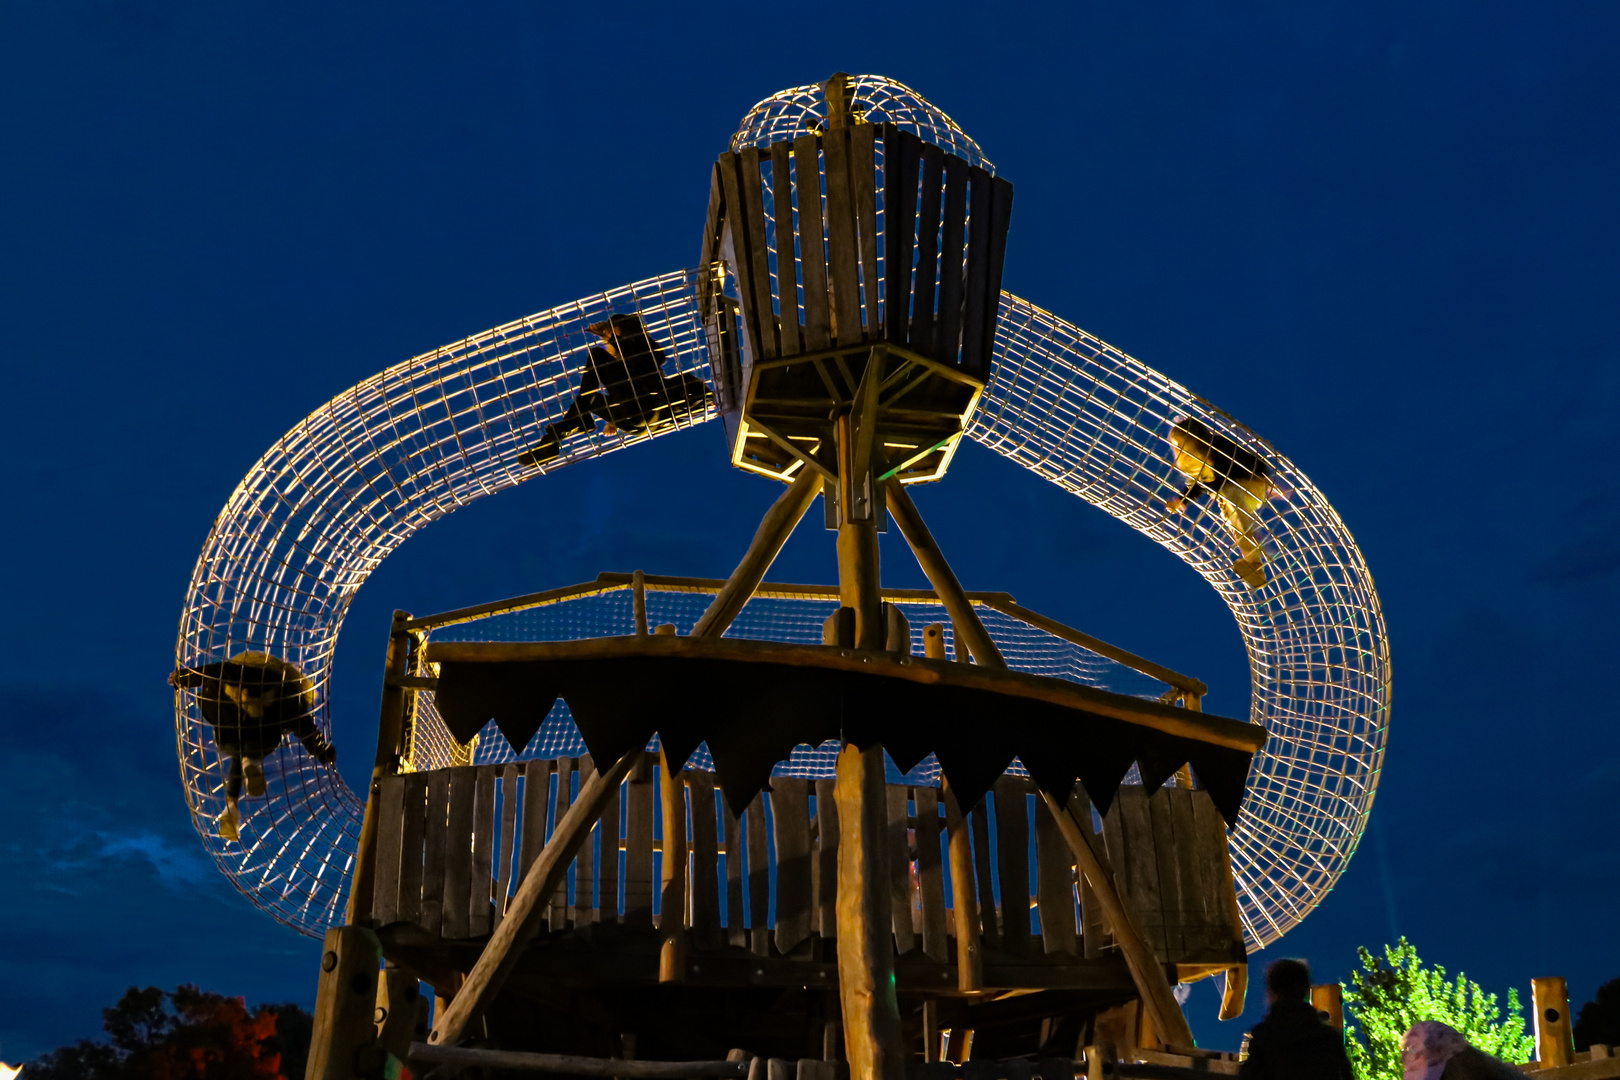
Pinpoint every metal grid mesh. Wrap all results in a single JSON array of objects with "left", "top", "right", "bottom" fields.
[
  {"left": 974, "top": 294, "right": 1390, "bottom": 949},
  {"left": 172, "top": 270, "right": 712, "bottom": 933},
  {"left": 731, "top": 74, "right": 993, "bottom": 175}
]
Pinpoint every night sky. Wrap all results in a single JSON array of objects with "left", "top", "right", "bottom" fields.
[{"left": 3, "top": 0, "right": 1617, "bottom": 1063}]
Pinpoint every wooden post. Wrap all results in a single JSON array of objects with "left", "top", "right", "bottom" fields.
[
  {"left": 633, "top": 570, "right": 649, "bottom": 636},
  {"left": 692, "top": 469, "right": 822, "bottom": 638},
  {"left": 1311, "top": 984, "right": 1344, "bottom": 1033},
  {"left": 883, "top": 481, "right": 1005, "bottom": 669},
  {"left": 658, "top": 748, "right": 688, "bottom": 983},
  {"left": 430, "top": 753, "right": 638, "bottom": 1047},
  {"left": 834, "top": 744, "right": 905, "bottom": 1080},
  {"left": 349, "top": 610, "right": 412, "bottom": 925},
  {"left": 922, "top": 623, "right": 947, "bottom": 661},
  {"left": 1532, "top": 977, "right": 1576, "bottom": 1068},
  {"left": 940, "top": 779, "right": 982, "bottom": 992},
  {"left": 921, "top": 1000, "right": 940, "bottom": 1064},
  {"left": 305, "top": 925, "right": 382, "bottom": 1080},
  {"left": 836, "top": 359, "right": 884, "bottom": 650},
  {"left": 1040, "top": 791, "right": 1195, "bottom": 1050}
]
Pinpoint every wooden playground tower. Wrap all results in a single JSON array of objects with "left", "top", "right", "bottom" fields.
[{"left": 305, "top": 76, "right": 1267, "bottom": 1080}]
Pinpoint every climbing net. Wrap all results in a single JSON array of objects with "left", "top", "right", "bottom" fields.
[{"left": 171, "top": 77, "right": 1388, "bottom": 949}]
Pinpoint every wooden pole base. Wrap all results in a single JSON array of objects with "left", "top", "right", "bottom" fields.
[{"left": 834, "top": 744, "right": 905, "bottom": 1080}]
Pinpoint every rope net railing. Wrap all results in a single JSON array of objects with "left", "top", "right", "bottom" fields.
[{"left": 403, "top": 580, "right": 1175, "bottom": 783}]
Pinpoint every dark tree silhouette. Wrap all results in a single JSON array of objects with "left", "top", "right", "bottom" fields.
[
  {"left": 27, "top": 986, "right": 313, "bottom": 1080},
  {"left": 1576, "top": 978, "right": 1620, "bottom": 1051}
]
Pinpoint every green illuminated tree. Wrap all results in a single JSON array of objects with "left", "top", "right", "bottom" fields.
[{"left": 1342, "top": 938, "right": 1535, "bottom": 1080}]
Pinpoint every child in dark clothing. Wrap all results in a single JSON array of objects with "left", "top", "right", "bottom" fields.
[
  {"left": 1240, "top": 959, "right": 1354, "bottom": 1079},
  {"left": 519, "top": 313, "right": 709, "bottom": 465}
]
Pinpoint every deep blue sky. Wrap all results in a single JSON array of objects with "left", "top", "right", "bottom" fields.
[{"left": 3, "top": 0, "right": 1617, "bottom": 1063}]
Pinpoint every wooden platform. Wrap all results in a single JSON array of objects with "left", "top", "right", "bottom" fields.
[{"left": 368, "top": 753, "right": 1245, "bottom": 1000}]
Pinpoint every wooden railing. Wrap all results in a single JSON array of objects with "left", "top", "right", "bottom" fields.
[{"left": 369, "top": 753, "right": 1245, "bottom": 987}]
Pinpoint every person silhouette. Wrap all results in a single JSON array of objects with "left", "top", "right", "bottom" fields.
[
  {"left": 1239, "top": 959, "right": 1354, "bottom": 1078},
  {"left": 170, "top": 652, "right": 336, "bottom": 841},
  {"left": 1166, "top": 416, "right": 1273, "bottom": 590},
  {"left": 519, "top": 313, "right": 709, "bottom": 466}
]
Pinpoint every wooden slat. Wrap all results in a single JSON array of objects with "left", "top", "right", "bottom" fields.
[
  {"left": 959, "top": 166, "right": 993, "bottom": 378},
  {"left": 882, "top": 127, "right": 919, "bottom": 345},
  {"left": 688, "top": 771, "right": 721, "bottom": 949},
  {"left": 772, "top": 777, "right": 814, "bottom": 954},
  {"left": 420, "top": 769, "right": 449, "bottom": 937},
  {"left": 747, "top": 792, "right": 770, "bottom": 955},
  {"left": 913, "top": 787, "right": 948, "bottom": 962},
  {"left": 968, "top": 802, "right": 999, "bottom": 949},
  {"left": 598, "top": 767, "right": 622, "bottom": 923},
  {"left": 739, "top": 148, "right": 779, "bottom": 361},
  {"left": 793, "top": 135, "right": 831, "bottom": 353},
  {"left": 978, "top": 176, "right": 1016, "bottom": 378},
  {"left": 1187, "top": 790, "right": 1231, "bottom": 957},
  {"left": 469, "top": 765, "right": 498, "bottom": 937},
  {"left": 550, "top": 758, "right": 575, "bottom": 931},
  {"left": 1072, "top": 790, "right": 1109, "bottom": 959},
  {"left": 992, "top": 775, "right": 1031, "bottom": 955},
  {"left": 821, "top": 128, "right": 862, "bottom": 347},
  {"left": 886, "top": 784, "right": 916, "bottom": 954},
  {"left": 625, "top": 756, "right": 656, "bottom": 928},
  {"left": 1147, "top": 789, "right": 1184, "bottom": 959},
  {"left": 519, "top": 760, "right": 551, "bottom": 880},
  {"left": 1167, "top": 788, "right": 1209, "bottom": 955},
  {"left": 770, "top": 140, "right": 802, "bottom": 358},
  {"left": 575, "top": 754, "right": 597, "bottom": 925},
  {"left": 936, "top": 160, "right": 968, "bottom": 365},
  {"left": 397, "top": 773, "right": 427, "bottom": 927},
  {"left": 442, "top": 767, "right": 476, "bottom": 939},
  {"left": 1114, "top": 787, "right": 1167, "bottom": 960},
  {"left": 1034, "top": 792, "right": 1078, "bottom": 956},
  {"left": 716, "top": 156, "right": 763, "bottom": 363},
  {"left": 722, "top": 788, "right": 747, "bottom": 947},
  {"left": 908, "top": 145, "right": 944, "bottom": 358},
  {"left": 814, "top": 776, "right": 840, "bottom": 938},
  {"left": 697, "top": 161, "right": 725, "bottom": 313},
  {"left": 493, "top": 763, "right": 520, "bottom": 930},
  {"left": 850, "top": 124, "right": 879, "bottom": 335},
  {"left": 372, "top": 775, "right": 406, "bottom": 926}
]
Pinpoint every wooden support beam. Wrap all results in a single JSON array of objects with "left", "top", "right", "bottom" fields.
[
  {"left": 349, "top": 610, "right": 412, "bottom": 924},
  {"left": 409, "top": 1045, "right": 747, "bottom": 1078},
  {"left": 883, "top": 482, "right": 1005, "bottom": 669},
  {"left": 1040, "top": 791, "right": 1195, "bottom": 1051},
  {"left": 429, "top": 753, "right": 638, "bottom": 1048},
  {"left": 1534, "top": 977, "right": 1577, "bottom": 1069},
  {"left": 834, "top": 744, "right": 906, "bottom": 1080},
  {"left": 658, "top": 749, "right": 688, "bottom": 983},
  {"left": 1311, "top": 983, "right": 1344, "bottom": 1032},
  {"left": 305, "top": 925, "right": 382, "bottom": 1080},
  {"left": 837, "top": 357, "right": 884, "bottom": 650},
  {"left": 633, "top": 570, "right": 649, "bottom": 636},
  {"left": 940, "top": 779, "right": 982, "bottom": 992},
  {"left": 692, "top": 469, "right": 823, "bottom": 639}
]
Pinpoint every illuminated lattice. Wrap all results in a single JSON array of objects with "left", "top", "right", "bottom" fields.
[
  {"left": 731, "top": 74, "right": 992, "bottom": 174},
  {"left": 172, "top": 78, "right": 1389, "bottom": 950}
]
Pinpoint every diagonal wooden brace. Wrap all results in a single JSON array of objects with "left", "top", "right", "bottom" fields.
[
  {"left": 691, "top": 468, "right": 823, "bottom": 639},
  {"left": 1040, "top": 791, "right": 1196, "bottom": 1050},
  {"left": 429, "top": 752, "right": 638, "bottom": 1048}
]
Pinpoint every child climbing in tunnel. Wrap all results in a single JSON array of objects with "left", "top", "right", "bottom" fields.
[
  {"left": 519, "top": 313, "right": 709, "bottom": 466},
  {"left": 1165, "top": 416, "right": 1273, "bottom": 590},
  {"left": 169, "top": 652, "right": 337, "bottom": 841}
]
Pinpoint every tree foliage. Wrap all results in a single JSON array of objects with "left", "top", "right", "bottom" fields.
[
  {"left": 1575, "top": 978, "right": 1620, "bottom": 1051},
  {"left": 26, "top": 986, "right": 312, "bottom": 1080},
  {"left": 1342, "top": 938, "right": 1535, "bottom": 1080}
]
